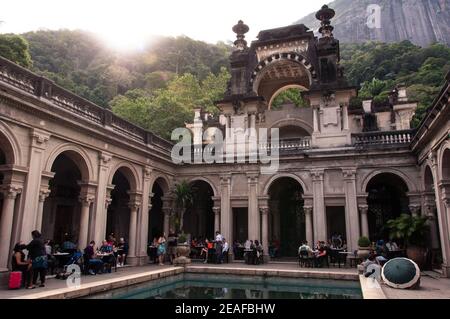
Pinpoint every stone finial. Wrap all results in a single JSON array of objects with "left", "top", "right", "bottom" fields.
[
  {"left": 316, "top": 5, "right": 335, "bottom": 38},
  {"left": 232, "top": 20, "right": 249, "bottom": 50}
]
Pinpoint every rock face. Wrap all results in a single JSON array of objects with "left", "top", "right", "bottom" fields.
[{"left": 296, "top": 0, "right": 450, "bottom": 47}]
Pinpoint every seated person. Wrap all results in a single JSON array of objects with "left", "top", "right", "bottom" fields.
[
  {"left": 44, "top": 239, "right": 56, "bottom": 275},
  {"left": 84, "top": 241, "right": 103, "bottom": 275},
  {"left": 200, "top": 239, "right": 212, "bottom": 264},
  {"left": 254, "top": 240, "right": 263, "bottom": 264},
  {"left": 62, "top": 234, "right": 77, "bottom": 251},
  {"left": 360, "top": 252, "right": 380, "bottom": 273},
  {"left": 298, "top": 241, "right": 312, "bottom": 256},
  {"left": 314, "top": 244, "right": 327, "bottom": 268},
  {"left": 117, "top": 238, "right": 128, "bottom": 267},
  {"left": 11, "top": 243, "right": 33, "bottom": 289},
  {"left": 221, "top": 239, "right": 229, "bottom": 263},
  {"left": 99, "top": 240, "right": 114, "bottom": 273}
]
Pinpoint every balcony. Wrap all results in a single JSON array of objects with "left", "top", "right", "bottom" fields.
[{"left": 352, "top": 130, "right": 414, "bottom": 148}]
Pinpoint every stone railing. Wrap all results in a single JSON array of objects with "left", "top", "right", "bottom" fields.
[
  {"left": 260, "top": 137, "right": 312, "bottom": 154},
  {"left": 0, "top": 56, "right": 173, "bottom": 153},
  {"left": 352, "top": 130, "right": 415, "bottom": 147}
]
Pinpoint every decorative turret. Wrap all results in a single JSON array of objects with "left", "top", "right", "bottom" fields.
[
  {"left": 316, "top": 5, "right": 335, "bottom": 38},
  {"left": 232, "top": 20, "right": 249, "bottom": 50}
]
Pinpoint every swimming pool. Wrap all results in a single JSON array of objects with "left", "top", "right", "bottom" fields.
[{"left": 86, "top": 273, "right": 362, "bottom": 299}]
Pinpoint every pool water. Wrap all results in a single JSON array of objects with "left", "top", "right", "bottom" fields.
[{"left": 86, "top": 274, "right": 362, "bottom": 299}]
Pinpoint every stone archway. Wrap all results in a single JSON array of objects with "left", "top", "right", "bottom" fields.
[
  {"left": 148, "top": 177, "right": 168, "bottom": 242},
  {"left": 107, "top": 166, "right": 139, "bottom": 247},
  {"left": 365, "top": 172, "right": 410, "bottom": 241},
  {"left": 182, "top": 180, "right": 215, "bottom": 241},
  {"left": 267, "top": 176, "right": 305, "bottom": 258},
  {"left": 41, "top": 152, "right": 88, "bottom": 246}
]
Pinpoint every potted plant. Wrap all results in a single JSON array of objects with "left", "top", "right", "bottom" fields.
[
  {"left": 386, "top": 214, "right": 429, "bottom": 269},
  {"left": 357, "top": 236, "right": 372, "bottom": 259},
  {"left": 172, "top": 181, "right": 194, "bottom": 265}
]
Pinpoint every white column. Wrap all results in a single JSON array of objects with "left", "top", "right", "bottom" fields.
[
  {"left": 359, "top": 205, "right": 369, "bottom": 238},
  {"left": 313, "top": 106, "right": 320, "bottom": 133},
  {"left": 247, "top": 173, "right": 259, "bottom": 241},
  {"left": 0, "top": 185, "right": 21, "bottom": 269},
  {"left": 93, "top": 152, "right": 112, "bottom": 246},
  {"left": 21, "top": 129, "right": 50, "bottom": 242},
  {"left": 342, "top": 103, "right": 349, "bottom": 130},
  {"left": 343, "top": 169, "right": 360, "bottom": 252},
  {"left": 36, "top": 188, "right": 50, "bottom": 232},
  {"left": 163, "top": 208, "right": 171, "bottom": 237},
  {"left": 260, "top": 207, "right": 269, "bottom": 257},
  {"left": 430, "top": 153, "right": 450, "bottom": 277},
  {"left": 304, "top": 206, "right": 313, "bottom": 246},
  {"left": 220, "top": 175, "right": 232, "bottom": 246},
  {"left": 128, "top": 202, "right": 140, "bottom": 258},
  {"left": 311, "top": 169, "right": 326, "bottom": 243},
  {"left": 138, "top": 167, "right": 153, "bottom": 258},
  {"left": 213, "top": 207, "right": 221, "bottom": 233},
  {"left": 78, "top": 195, "right": 94, "bottom": 250}
]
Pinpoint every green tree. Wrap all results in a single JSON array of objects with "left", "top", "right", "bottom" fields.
[{"left": 0, "top": 34, "right": 32, "bottom": 68}]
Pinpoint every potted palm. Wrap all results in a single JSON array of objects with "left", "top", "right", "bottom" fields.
[
  {"left": 172, "top": 181, "right": 194, "bottom": 265},
  {"left": 357, "top": 236, "right": 372, "bottom": 259},
  {"left": 386, "top": 214, "right": 429, "bottom": 269}
]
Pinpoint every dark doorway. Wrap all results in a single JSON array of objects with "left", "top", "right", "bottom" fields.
[
  {"left": 233, "top": 208, "right": 248, "bottom": 244},
  {"left": 268, "top": 177, "right": 305, "bottom": 257},
  {"left": 107, "top": 170, "right": 131, "bottom": 241},
  {"left": 42, "top": 153, "right": 81, "bottom": 245},
  {"left": 183, "top": 181, "right": 214, "bottom": 240},
  {"left": 149, "top": 181, "right": 164, "bottom": 242},
  {"left": 326, "top": 206, "right": 346, "bottom": 244},
  {"left": 366, "top": 173, "right": 409, "bottom": 241}
]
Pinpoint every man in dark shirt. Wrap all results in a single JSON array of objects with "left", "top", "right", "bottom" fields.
[{"left": 84, "top": 241, "right": 103, "bottom": 275}]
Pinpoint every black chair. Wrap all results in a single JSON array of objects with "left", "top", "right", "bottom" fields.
[{"left": 299, "top": 250, "right": 313, "bottom": 268}]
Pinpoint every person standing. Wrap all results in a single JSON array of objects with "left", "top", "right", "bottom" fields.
[
  {"left": 27, "top": 230, "right": 48, "bottom": 288},
  {"left": 157, "top": 233, "right": 167, "bottom": 266}
]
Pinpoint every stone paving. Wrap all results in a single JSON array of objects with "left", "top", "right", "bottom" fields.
[{"left": 381, "top": 273, "right": 450, "bottom": 299}]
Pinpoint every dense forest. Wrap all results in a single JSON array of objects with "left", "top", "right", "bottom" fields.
[{"left": 0, "top": 30, "right": 449, "bottom": 138}]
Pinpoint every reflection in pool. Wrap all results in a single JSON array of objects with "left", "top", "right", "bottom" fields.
[{"left": 86, "top": 273, "right": 362, "bottom": 299}]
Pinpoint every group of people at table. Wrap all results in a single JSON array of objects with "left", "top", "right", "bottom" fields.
[
  {"left": 297, "top": 236, "right": 404, "bottom": 269},
  {"left": 11, "top": 231, "right": 129, "bottom": 289},
  {"left": 147, "top": 232, "right": 230, "bottom": 265}
]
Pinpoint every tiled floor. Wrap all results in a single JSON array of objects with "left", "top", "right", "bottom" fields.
[{"left": 382, "top": 273, "right": 450, "bottom": 299}]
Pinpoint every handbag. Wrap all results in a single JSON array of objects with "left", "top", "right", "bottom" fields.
[{"left": 32, "top": 255, "right": 48, "bottom": 269}]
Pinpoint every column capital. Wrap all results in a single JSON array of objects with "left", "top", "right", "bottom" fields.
[
  {"left": 128, "top": 202, "right": 141, "bottom": 211},
  {"left": 1, "top": 185, "right": 22, "bottom": 199},
  {"left": 162, "top": 207, "right": 172, "bottom": 216},
  {"left": 358, "top": 204, "right": 369, "bottom": 214},
  {"left": 247, "top": 172, "right": 259, "bottom": 184},
  {"left": 409, "top": 204, "right": 421, "bottom": 216},
  {"left": 99, "top": 152, "right": 112, "bottom": 166},
  {"left": 39, "top": 188, "right": 51, "bottom": 202},
  {"left": 310, "top": 169, "right": 324, "bottom": 181},
  {"left": 212, "top": 207, "right": 221, "bottom": 214},
  {"left": 220, "top": 174, "right": 232, "bottom": 184},
  {"left": 259, "top": 207, "right": 269, "bottom": 215},
  {"left": 79, "top": 195, "right": 95, "bottom": 207},
  {"left": 30, "top": 129, "right": 50, "bottom": 148},
  {"left": 428, "top": 151, "right": 438, "bottom": 168},
  {"left": 342, "top": 169, "right": 357, "bottom": 180},
  {"left": 304, "top": 206, "right": 313, "bottom": 215},
  {"left": 144, "top": 166, "right": 153, "bottom": 179}
]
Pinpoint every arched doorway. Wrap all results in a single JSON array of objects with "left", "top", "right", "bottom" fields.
[
  {"left": 268, "top": 177, "right": 305, "bottom": 257},
  {"left": 366, "top": 173, "right": 410, "bottom": 240},
  {"left": 443, "top": 148, "right": 450, "bottom": 181},
  {"left": 183, "top": 180, "right": 214, "bottom": 240},
  {"left": 107, "top": 169, "right": 134, "bottom": 242},
  {"left": 148, "top": 178, "right": 167, "bottom": 242},
  {"left": 42, "top": 153, "right": 83, "bottom": 245}
]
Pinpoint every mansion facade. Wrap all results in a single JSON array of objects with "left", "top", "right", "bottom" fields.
[{"left": 0, "top": 6, "right": 449, "bottom": 276}]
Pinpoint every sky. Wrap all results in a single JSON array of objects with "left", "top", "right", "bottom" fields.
[{"left": 0, "top": 0, "right": 321, "bottom": 51}]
